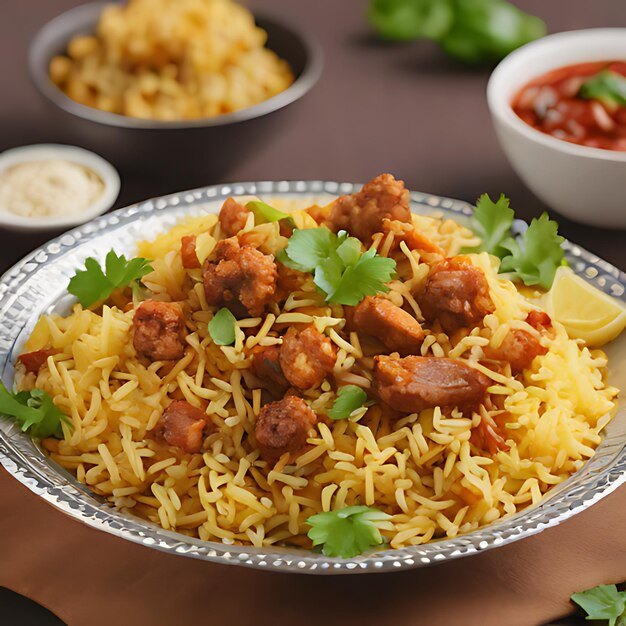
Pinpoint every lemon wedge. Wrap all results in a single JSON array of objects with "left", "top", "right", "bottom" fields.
[{"left": 544, "top": 266, "right": 626, "bottom": 346}]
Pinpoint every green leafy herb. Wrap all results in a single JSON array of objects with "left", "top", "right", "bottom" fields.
[
  {"left": 307, "top": 505, "right": 391, "bottom": 558},
  {"left": 68, "top": 250, "right": 153, "bottom": 308},
  {"left": 367, "top": 0, "right": 454, "bottom": 41},
  {"left": 328, "top": 385, "right": 368, "bottom": 420},
  {"left": 462, "top": 193, "right": 514, "bottom": 257},
  {"left": 246, "top": 200, "right": 296, "bottom": 228},
  {"left": 279, "top": 229, "right": 396, "bottom": 306},
  {"left": 208, "top": 307, "right": 237, "bottom": 346},
  {"left": 0, "top": 381, "right": 70, "bottom": 439},
  {"left": 579, "top": 70, "right": 626, "bottom": 108},
  {"left": 463, "top": 194, "right": 565, "bottom": 289},
  {"left": 499, "top": 213, "right": 565, "bottom": 290},
  {"left": 571, "top": 584, "right": 626, "bottom": 626},
  {"left": 367, "top": 0, "right": 546, "bottom": 65}
]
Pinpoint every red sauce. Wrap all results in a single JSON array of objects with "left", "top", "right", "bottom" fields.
[{"left": 512, "top": 61, "right": 626, "bottom": 151}]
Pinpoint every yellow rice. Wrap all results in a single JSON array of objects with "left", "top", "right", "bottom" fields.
[{"left": 15, "top": 199, "right": 619, "bottom": 550}]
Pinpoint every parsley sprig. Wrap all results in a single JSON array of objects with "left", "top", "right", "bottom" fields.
[
  {"left": 278, "top": 229, "right": 396, "bottom": 306},
  {"left": 307, "top": 505, "right": 391, "bottom": 558},
  {"left": 328, "top": 385, "right": 369, "bottom": 420},
  {"left": 0, "top": 381, "right": 70, "bottom": 439},
  {"left": 572, "top": 584, "right": 626, "bottom": 626},
  {"left": 68, "top": 250, "right": 153, "bottom": 308},
  {"left": 463, "top": 194, "right": 565, "bottom": 289}
]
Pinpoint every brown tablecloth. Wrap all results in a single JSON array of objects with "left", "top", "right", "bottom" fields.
[{"left": 1, "top": 1, "right": 626, "bottom": 624}]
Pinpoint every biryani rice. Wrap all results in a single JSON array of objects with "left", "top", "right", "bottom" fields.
[{"left": 16, "top": 198, "right": 618, "bottom": 550}]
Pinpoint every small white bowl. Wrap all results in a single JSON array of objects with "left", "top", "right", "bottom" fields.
[
  {"left": 487, "top": 29, "right": 626, "bottom": 229},
  {"left": 0, "top": 144, "right": 120, "bottom": 232}
]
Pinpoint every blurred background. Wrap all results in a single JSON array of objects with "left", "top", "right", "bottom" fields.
[{"left": 1, "top": 0, "right": 625, "bottom": 277}]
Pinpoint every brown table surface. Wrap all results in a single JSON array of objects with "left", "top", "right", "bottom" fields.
[{"left": 1, "top": 1, "right": 626, "bottom": 625}]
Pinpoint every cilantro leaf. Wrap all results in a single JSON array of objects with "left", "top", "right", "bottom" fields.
[
  {"left": 335, "top": 237, "right": 362, "bottom": 267},
  {"left": 499, "top": 213, "right": 565, "bottom": 290},
  {"left": 279, "top": 228, "right": 336, "bottom": 271},
  {"left": 246, "top": 200, "right": 296, "bottom": 228},
  {"left": 571, "top": 584, "right": 626, "bottom": 626},
  {"left": 463, "top": 193, "right": 515, "bottom": 258},
  {"left": 328, "top": 385, "right": 368, "bottom": 420},
  {"left": 68, "top": 250, "right": 153, "bottom": 308},
  {"left": 208, "top": 307, "right": 237, "bottom": 346},
  {"left": 328, "top": 249, "right": 395, "bottom": 305},
  {"left": 579, "top": 70, "right": 626, "bottom": 108},
  {"left": 279, "top": 229, "right": 396, "bottom": 306},
  {"left": 0, "top": 381, "right": 70, "bottom": 439},
  {"left": 307, "top": 505, "right": 391, "bottom": 558}
]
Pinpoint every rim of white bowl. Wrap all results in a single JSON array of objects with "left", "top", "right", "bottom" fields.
[
  {"left": 0, "top": 144, "right": 121, "bottom": 230},
  {"left": 487, "top": 28, "right": 626, "bottom": 163}
]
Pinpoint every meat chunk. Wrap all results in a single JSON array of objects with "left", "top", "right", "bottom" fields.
[
  {"left": 526, "top": 310, "right": 552, "bottom": 330},
  {"left": 254, "top": 396, "right": 317, "bottom": 461},
  {"left": 154, "top": 400, "right": 211, "bottom": 453},
  {"left": 133, "top": 300, "right": 186, "bottom": 361},
  {"left": 250, "top": 345, "right": 289, "bottom": 392},
  {"left": 353, "top": 296, "right": 424, "bottom": 355},
  {"left": 373, "top": 355, "right": 490, "bottom": 414},
  {"left": 484, "top": 327, "right": 548, "bottom": 374},
  {"left": 219, "top": 197, "right": 249, "bottom": 237},
  {"left": 326, "top": 173, "right": 412, "bottom": 242},
  {"left": 417, "top": 257, "right": 494, "bottom": 334},
  {"left": 279, "top": 325, "right": 337, "bottom": 390},
  {"left": 18, "top": 348, "right": 57, "bottom": 373},
  {"left": 202, "top": 237, "right": 277, "bottom": 317},
  {"left": 474, "top": 413, "right": 510, "bottom": 455},
  {"left": 381, "top": 218, "right": 444, "bottom": 255},
  {"left": 181, "top": 235, "right": 200, "bottom": 269},
  {"left": 305, "top": 204, "right": 329, "bottom": 225}
]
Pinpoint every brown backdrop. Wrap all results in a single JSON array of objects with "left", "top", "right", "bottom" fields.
[{"left": 1, "top": 1, "right": 625, "bottom": 624}]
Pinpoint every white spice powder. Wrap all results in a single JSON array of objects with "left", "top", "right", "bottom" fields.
[{"left": 0, "top": 159, "right": 104, "bottom": 217}]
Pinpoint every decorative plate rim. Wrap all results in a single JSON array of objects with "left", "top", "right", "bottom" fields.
[{"left": 1, "top": 180, "right": 625, "bottom": 575}]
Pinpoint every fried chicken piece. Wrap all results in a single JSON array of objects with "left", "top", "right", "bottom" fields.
[
  {"left": 484, "top": 329, "right": 547, "bottom": 374},
  {"left": 254, "top": 396, "right": 317, "bottom": 461},
  {"left": 417, "top": 257, "right": 495, "bottom": 334},
  {"left": 133, "top": 300, "right": 186, "bottom": 361},
  {"left": 153, "top": 400, "right": 212, "bottom": 454},
  {"left": 326, "top": 173, "right": 412, "bottom": 242},
  {"left": 218, "top": 197, "right": 249, "bottom": 237},
  {"left": 373, "top": 355, "right": 490, "bottom": 414},
  {"left": 279, "top": 325, "right": 337, "bottom": 390},
  {"left": 181, "top": 235, "right": 200, "bottom": 269},
  {"left": 202, "top": 237, "right": 277, "bottom": 317},
  {"left": 483, "top": 311, "right": 550, "bottom": 374},
  {"left": 352, "top": 296, "right": 424, "bottom": 355},
  {"left": 250, "top": 345, "right": 289, "bottom": 392},
  {"left": 526, "top": 310, "right": 552, "bottom": 330},
  {"left": 305, "top": 204, "right": 330, "bottom": 225}
]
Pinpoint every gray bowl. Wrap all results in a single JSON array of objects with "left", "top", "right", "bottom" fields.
[{"left": 28, "top": 2, "right": 323, "bottom": 188}]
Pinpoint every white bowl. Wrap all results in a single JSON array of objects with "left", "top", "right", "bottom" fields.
[
  {"left": 487, "top": 29, "right": 626, "bottom": 229},
  {"left": 0, "top": 144, "right": 120, "bottom": 232}
]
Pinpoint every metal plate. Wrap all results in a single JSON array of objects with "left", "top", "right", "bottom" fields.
[{"left": 1, "top": 180, "right": 625, "bottom": 574}]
